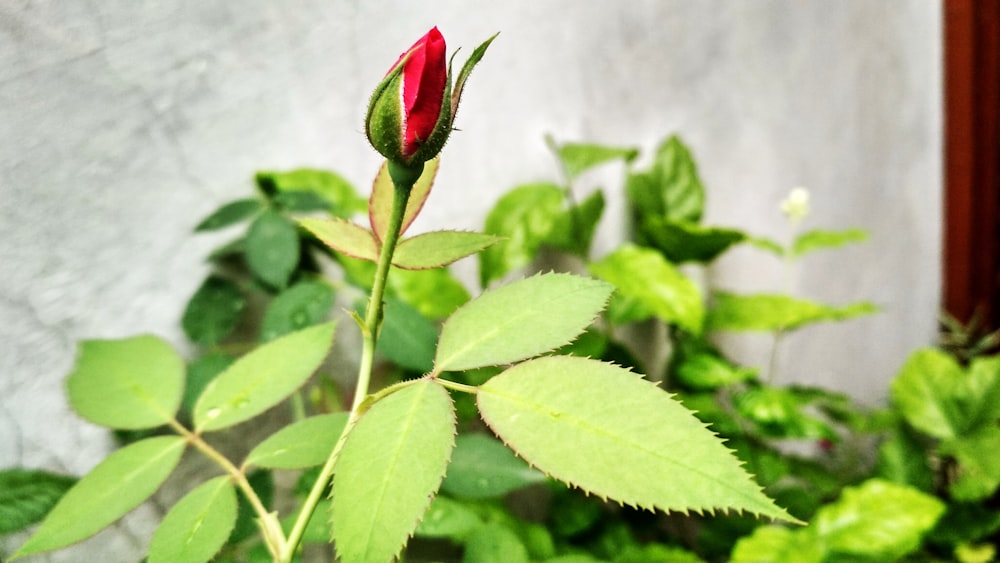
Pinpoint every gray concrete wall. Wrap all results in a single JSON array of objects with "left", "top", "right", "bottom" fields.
[{"left": 0, "top": 2, "right": 940, "bottom": 560}]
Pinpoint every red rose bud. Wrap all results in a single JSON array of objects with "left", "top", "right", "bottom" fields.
[{"left": 366, "top": 28, "right": 498, "bottom": 166}]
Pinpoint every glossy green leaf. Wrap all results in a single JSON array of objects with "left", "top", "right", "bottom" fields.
[
  {"left": 0, "top": 469, "right": 76, "bottom": 534},
  {"left": 300, "top": 217, "right": 378, "bottom": 262},
  {"left": 255, "top": 168, "right": 366, "bottom": 218},
  {"left": 261, "top": 280, "right": 334, "bottom": 341},
  {"left": 193, "top": 322, "right": 335, "bottom": 432},
  {"left": 15, "top": 436, "right": 186, "bottom": 557},
  {"left": 67, "top": 335, "right": 185, "bottom": 429},
  {"left": 545, "top": 189, "right": 606, "bottom": 257},
  {"left": 245, "top": 210, "right": 300, "bottom": 289},
  {"left": 734, "top": 387, "right": 837, "bottom": 440},
  {"left": 435, "top": 273, "right": 613, "bottom": 372},
  {"left": 148, "top": 476, "right": 237, "bottom": 563},
  {"left": 875, "top": 424, "right": 934, "bottom": 491},
  {"left": 182, "top": 275, "right": 246, "bottom": 345},
  {"left": 707, "top": 292, "right": 878, "bottom": 332},
  {"left": 331, "top": 380, "right": 456, "bottom": 563},
  {"left": 626, "top": 135, "right": 704, "bottom": 224},
  {"left": 590, "top": 244, "right": 704, "bottom": 334},
  {"left": 731, "top": 525, "right": 824, "bottom": 563},
  {"left": 463, "top": 525, "right": 530, "bottom": 563},
  {"left": 553, "top": 141, "right": 639, "bottom": 181},
  {"left": 369, "top": 157, "right": 439, "bottom": 242},
  {"left": 374, "top": 296, "right": 438, "bottom": 372},
  {"left": 441, "top": 433, "right": 546, "bottom": 499},
  {"left": 389, "top": 267, "right": 471, "bottom": 320},
  {"left": 479, "top": 183, "right": 564, "bottom": 287},
  {"left": 942, "top": 426, "right": 1000, "bottom": 501},
  {"left": 394, "top": 230, "right": 502, "bottom": 270},
  {"left": 813, "top": 479, "right": 945, "bottom": 560},
  {"left": 413, "top": 495, "right": 483, "bottom": 539},
  {"left": 792, "top": 228, "right": 868, "bottom": 257},
  {"left": 674, "top": 351, "right": 757, "bottom": 390},
  {"left": 194, "top": 199, "right": 263, "bottom": 232},
  {"left": 477, "top": 356, "right": 795, "bottom": 522},
  {"left": 639, "top": 219, "right": 746, "bottom": 263},
  {"left": 245, "top": 412, "right": 348, "bottom": 469},
  {"left": 890, "top": 348, "right": 1000, "bottom": 440}
]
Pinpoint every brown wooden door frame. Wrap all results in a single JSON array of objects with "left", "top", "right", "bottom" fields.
[{"left": 943, "top": 0, "right": 1000, "bottom": 328}]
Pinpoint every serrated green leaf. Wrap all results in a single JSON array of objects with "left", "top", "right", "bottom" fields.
[
  {"left": 626, "top": 135, "right": 704, "bottom": 224},
  {"left": 369, "top": 158, "right": 439, "bottom": 242},
  {"left": 479, "top": 183, "right": 564, "bottom": 287},
  {"left": 14, "top": 436, "right": 186, "bottom": 557},
  {"left": 414, "top": 495, "right": 483, "bottom": 540},
  {"left": 244, "top": 413, "right": 348, "bottom": 469},
  {"left": 463, "top": 524, "right": 530, "bottom": 563},
  {"left": 182, "top": 276, "right": 247, "bottom": 345},
  {"left": 373, "top": 296, "right": 438, "bottom": 372},
  {"left": 245, "top": 210, "right": 300, "bottom": 289},
  {"left": 435, "top": 273, "right": 613, "bottom": 372},
  {"left": 545, "top": 189, "right": 606, "bottom": 257},
  {"left": 255, "top": 168, "right": 366, "bottom": 218},
  {"left": 300, "top": 217, "right": 378, "bottom": 262},
  {"left": 193, "top": 322, "right": 335, "bottom": 432},
  {"left": 441, "top": 434, "right": 546, "bottom": 499},
  {"left": 260, "top": 281, "right": 334, "bottom": 341},
  {"left": 553, "top": 141, "right": 639, "bottom": 182},
  {"left": 814, "top": 479, "right": 945, "bottom": 560},
  {"left": 331, "top": 380, "right": 456, "bottom": 563},
  {"left": 0, "top": 469, "right": 77, "bottom": 534},
  {"left": 194, "top": 199, "right": 263, "bottom": 232},
  {"left": 389, "top": 267, "right": 471, "bottom": 320},
  {"left": 639, "top": 219, "right": 746, "bottom": 263},
  {"left": 148, "top": 476, "right": 237, "bottom": 563},
  {"left": 182, "top": 353, "right": 234, "bottom": 417},
  {"left": 889, "top": 348, "right": 1000, "bottom": 440},
  {"left": 67, "top": 335, "right": 185, "bottom": 429},
  {"left": 590, "top": 244, "right": 704, "bottom": 334},
  {"left": 477, "top": 356, "right": 795, "bottom": 522},
  {"left": 394, "top": 231, "right": 502, "bottom": 270},
  {"left": 792, "top": 228, "right": 868, "bottom": 257},
  {"left": 707, "top": 292, "right": 878, "bottom": 332}
]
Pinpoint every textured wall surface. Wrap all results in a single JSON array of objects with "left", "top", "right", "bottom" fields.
[{"left": 1, "top": 1, "right": 940, "bottom": 560}]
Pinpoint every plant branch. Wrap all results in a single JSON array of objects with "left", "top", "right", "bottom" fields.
[
  {"left": 281, "top": 161, "right": 417, "bottom": 562},
  {"left": 167, "top": 419, "right": 284, "bottom": 559}
]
